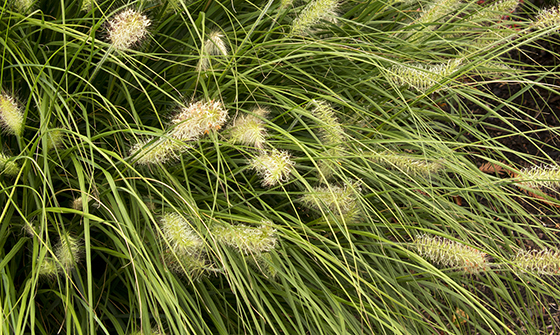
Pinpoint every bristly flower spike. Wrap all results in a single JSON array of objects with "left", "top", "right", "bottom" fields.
[
  {"left": 0, "top": 92, "right": 24, "bottom": 136},
  {"left": 13, "top": 0, "right": 34, "bottom": 13},
  {"left": 412, "top": 234, "right": 489, "bottom": 275},
  {"left": 55, "top": 233, "right": 82, "bottom": 273},
  {"left": 388, "top": 59, "right": 462, "bottom": 92},
  {"left": 129, "top": 137, "right": 190, "bottom": 165},
  {"left": 107, "top": 9, "right": 151, "bottom": 50},
  {"left": 517, "top": 164, "right": 560, "bottom": 190},
  {"left": 212, "top": 221, "right": 277, "bottom": 255},
  {"left": 250, "top": 149, "right": 295, "bottom": 187},
  {"left": 228, "top": 107, "right": 269, "bottom": 149},
  {"left": 170, "top": 100, "right": 228, "bottom": 141},
  {"left": 533, "top": 5, "right": 560, "bottom": 34},
  {"left": 0, "top": 153, "right": 19, "bottom": 177},
  {"left": 290, "top": 0, "right": 339, "bottom": 36},
  {"left": 372, "top": 151, "right": 444, "bottom": 177},
  {"left": 512, "top": 248, "right": 560, "bottom": 276},
  {"left": 310, "top": 100, "right": 345, "bottom": 147},
  {"left": 197, "top": 31, "right": 228, "bottom": 72},
  {"left": 300, "top": 181, "right": 361, "bottom": 216},
  {"left": 160, "top": 212, "right": 203, "bottom": 254}
]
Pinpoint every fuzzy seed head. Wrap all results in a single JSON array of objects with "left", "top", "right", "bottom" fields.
[
  {"left": 512, "top": 248, "right": 560, "bottom": 276},
  {"left": 39, "top": 258, "right": 59, "bottom": 278},
  {"left": 518, "top": 165, "right": 560, "bottom": 190},
  {"left": 13, "top": 0, "right": 34, "bottom": 12},
  {"left": 0, "top": 92, "right": 24, "bottom": 136},
  {"left": 290, "top": 0, "right": 339, "bottom": 36},
  {"left": 300, "top": 182, "right": 360, "bottom": 215},
  {"left": 247, "top": 252, "right": 277, "bottom": 278},
  {"left": 81, "top": 0, "right": 94, "bottom": 12},
  {"left": 170, "top": 100, "right": 228, "bottom": 141},
  {"left": 372, "top": 151, "right": 443, "bottom": 177},
  {"left": 55, "top": 234, "right": 82, "bottom": 272},
  {"left": 129, "top": 137, "right": 190, "bottom": 165},
  {"left": 228, "top": 109, "right": 269, "bottom": 149},
  {"left": 388, "top": 59, "right": 462, "bottom": 92},
  {"left": 46, "top": 129, "right": 65, "bottom": 151},
  {"left": 213, "top": 222, "right": 277, "bottom": 255},
  {"left": 107, "top": 9, "right": 151, "bottom": 50},
  {"left": 160, "top": 213, "right": 203, "bottom": 254},
  {"left": 415, "top": 0, "right": 461, "bottom": 26},
  {"left": 197, "top": 31, "right": 228, "bottom": 71},
  {"left": 413, "top": 234, "right": 488, "bottom": 274},
  {"left": 251, "top": 149, "right": 295, "bottom": 187},
  {"left": 163, "top": 249, "right": 214, "bottom": 279},
  {"left": 0, "top": 152, "right": 19, "bottom": 177},
  {"left": 310, "top": 100, "right": 345, "bottom": 146},
  {"left": 472, "top": 0, "right": 520, "bottom": 22},
  {"left": 534, "top": 5, "right": 560, "bottom": 34}
]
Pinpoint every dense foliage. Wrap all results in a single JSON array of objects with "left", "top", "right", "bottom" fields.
[{"left": 1, "top": 0, "right": 560, "bottom": 333}]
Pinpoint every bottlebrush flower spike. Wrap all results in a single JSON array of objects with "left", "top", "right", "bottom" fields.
[
  {"left": 55, "top": 233, "right": 82, "bottom": 272},
  {"left": 129, "top": 137, "right": 190, "bottom": 165},
  {"left": 310, "top": 100, "right": 345, "bottom": 146},
  {"left": 170, "top": 100, "right": 228, "bottom": 141},
  {"left": 197, "top": 31, "right": 228, "bottom": 72},
  {"left": 46, "top": 129, "right": 65, "bottom": 151},
  {"left": 517, "top": 164, "right": 560, "bottom": 190},
  {"left": 107, "top": 9, "right": 151, "bottom": 50},
  {"left": 388, "top": 59, "right": 462, "bottom": 92},
  {"left": 412, "top": 234, "right": 488, "bottom": 274},
  {"left": 533, "top": 5, "right": 560, "bottom": 34},
  {"left": 512, "top": 248, "right": 560, "bottom": 276},
  {"left": 471, "top": 0, "right": 520, "bottom": 22},
  {"left": 160, "top": 212, "right": 203, "bottom": 253},
  {"left": 372, "top": 151, "right": 443, "bottom": 177},
  {"left": 250, "top": 149, "right": 295, "bottom": 187},
  {"left": 300, "top": 182, "right": 361, "bottom": 216},
  {"left": 212, "top": 221, "right": 277, "bottom": 255},
  {"left": 13, "top": 0, "right": 33, "bottom": 12},
  {"left": 38, "top": 258, "right": 59, "bottom": 278},
  {"left": 0, "top": 92, "right": 24, "bottom": 136},
  {"left": 0, "top": 153, "right": 19, "bottom": 177},
  {"left": 290, "top": 0, "right": 339, "bottom": 36},
  {"left": 228, "top": 107, "right": 269, "bottom": 149},
  {"left": 81, "top": 0, "right": 94, "bottom": 12}
]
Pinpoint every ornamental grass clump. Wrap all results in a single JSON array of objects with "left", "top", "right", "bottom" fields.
[
  {"left": 512, "top": 249, "right": 560, "bottom": 276},
  {"left": 412, "top": 234, "right": 489, "bottom": 275},
  {"left": 107, "top": 9, "right": 151, "bottom": 50}
]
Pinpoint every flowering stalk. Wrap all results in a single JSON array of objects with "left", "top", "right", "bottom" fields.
[
  {"left": 517, "top": 165, "right": 560, "bottom": 190},
  {"left": 38, "top": 258, "right": 59, "bottom": 278},
  {"left": 250, "top": 149, "right": 295, "bottom": 187},
  {"left": 107, "top": 9, "right": 151, "bottom": 50},
  {"left": 511, "top": 248, "right": 560, "bottom": 276},
  {"left": 388, "top": 59, "right": 462, "bottom": 92},
  {"left": 290, "top": 0, "right": 339, "bottom": 36},
  {"left": 0, "top": 153, "right": 19, "bottom": 177},
  {"left": 310, "top": 100, "right": 345, "bottom": 146},
  {"left": 412, "top": 234, "right": 489, "bottom": 274},
  {"left": 470, "top": 0, "right": 520, "bottom": 22},
  {"left": 228, "top": 107, "right": 269, "bottom": 149},
  {"left": 0, "top": 92, "right": 24, "bottom": 136},
  {"left": 212, "top": 221, "right": 277, "bottom": 255},
  {"left": 170, "top": 100, "right": 228, "bottom": 141}
]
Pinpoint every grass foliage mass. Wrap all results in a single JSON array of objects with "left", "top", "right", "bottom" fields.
[{"left": 1, "top": 0, "right": 560, "bottom": 333}]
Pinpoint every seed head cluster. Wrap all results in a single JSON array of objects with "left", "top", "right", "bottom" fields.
[
  {"left": 310, "top": 100, "right": 345, "bottom": 147},
  {"left": 198, "top": 31, "right": 228, "bottom": 72},
  {"left": 129, "top": 137, "right": 190, "bottom": 165},
  {"left": 107, "top": 9, "right": 151, "bottom": 50},
  {"left": 290, "top": 0, "right": 339, "bottom": 36},
  {"left": 373, "top": 151, "right": 443, "bottom": 177},
  {"left": 0, "top": 152, "right": 19, "bottom": 177},
  {"left": 250, "top": 149, "right": 295, "bottom": 187},
  {"left": 300, "top": 182, "right": 360, "bottom": 216},
  {"left": 0, "top": 92, "right": 24, "bottom": 136},
  {"left": 413, "top": 234, "right": 488, "bottom": 275}
]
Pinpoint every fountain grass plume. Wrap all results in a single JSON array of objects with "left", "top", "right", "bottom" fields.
[
  {"left": 212, "top": 221, "right": 277, "bottom": 255},
  {"left": 0, "top": 91, "right": 24, "bottom": 136},
  {"left": 170, "top": 100, "right": 228, "bottom": 141},
  {"left": 107, "top": 9, "right": 151, "bottom": 50},
  {"left": 228, "top": 107, "right": 269, "bottom": 149},
  {"left": 250, "top": 149, "right": 295, "bottom": 187}
]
